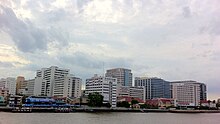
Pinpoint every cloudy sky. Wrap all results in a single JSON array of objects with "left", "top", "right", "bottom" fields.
[{"left": 0, "top": 0, "right": 219, "bottom": 99}]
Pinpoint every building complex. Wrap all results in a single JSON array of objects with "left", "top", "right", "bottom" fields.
[
  {"left": 0, "top": 66, "right": 209, "bottom": 108},
  {"left": 85, "top": 74, "right": 117, "bottom": 107}
]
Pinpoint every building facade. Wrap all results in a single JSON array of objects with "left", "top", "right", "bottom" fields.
[
  {"left": 85, "top": 74, "right": 117, "bottom": 107},
  {"left": 105, "top": 68, "right": 132, "bottom": 86},
  {"left": 171, "top": 81, "right": 207, "bottom": 106},
  {"left": 135, "top": 77, "right": 171, "bottom": 100},
  {"left": 0, "top": 77, "right": 16, "bottom": 95},
  {"left": 0, "top": 87, "right": 9, "bottom": 97},
  {"left": 25, "top": 79, "right": 35, "bottom": 96},
  {"left": 118, "top": 86, "right": 146, "bottom": 102},
  {"left": 16, "top": 76, "right": 28, "bottom": 95},
  {"left": 36, "top": 66, "right": 70, "bottom": 97},
  {"left": 66, "top": 76, "right": 82, "bottom": 98}
]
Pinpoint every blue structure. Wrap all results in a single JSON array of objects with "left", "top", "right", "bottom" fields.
[
  {"left": 135, "top": 77, "right": 171, "bottom": 99},
  {"left": 0, "top": 96, "right": 6, "bottom": 106},
  {"left": 23, "top": 96, "right": 70, "bottom": 108}
]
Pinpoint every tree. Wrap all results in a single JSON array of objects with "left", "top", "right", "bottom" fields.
[
  {"left": 131, "top": 100, "right": 139, "bottom": 105},
  {"left": 213, "top": 100, "right": 216, "bottom": 104},
  {"left": 117, "top": 101, "right": 130, "bottom": 108},
  {"left": 103, "top": 102, "right": 111, "bottom": 108},
  {"left": 88, "top": 92, "right": 104, "bottom": 107}
]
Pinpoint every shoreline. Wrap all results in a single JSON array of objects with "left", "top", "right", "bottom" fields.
[{"left": 1, "top": 107, "right": 220, "bottom": 113}]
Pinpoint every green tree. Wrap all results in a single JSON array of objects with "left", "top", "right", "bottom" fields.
[
  {"left": 88, "top": 92, "right": 103, "bottom": 107},
  {"left": 117, "top": 101, "right": 130, "bottom": 108},
  {"left": 131, "top": 100, "right": 139, "bottom": 105}
]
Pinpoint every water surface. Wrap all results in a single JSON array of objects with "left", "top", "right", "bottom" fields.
[{"left": 0, "top": 112, "right": 219, "bottom": 124}]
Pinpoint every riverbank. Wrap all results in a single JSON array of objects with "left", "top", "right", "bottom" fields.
[{"left": 1, "top": 107, "right": 220, "bottom": 113}]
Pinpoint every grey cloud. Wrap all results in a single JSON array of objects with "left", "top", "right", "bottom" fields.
[
  {"left": 60, "top": 52, "right": 103, "bottom": 69},
  {"left": 0, "top": 61, "right": 14, "bottom": 68},
  {"left": 59, "top": 52, "right": 132, "bottom": 72},
  {"left": 0, "top": 5, "right": 47, "bottom": 52}
]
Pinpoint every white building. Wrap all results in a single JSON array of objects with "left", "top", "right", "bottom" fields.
[
  {"left": 86, "top": 74, "right": 117, "bottom": 107},
  {"left": 35, "top": 66, "right": 70, "bottom": 97},
  {"left": 34, "top": 66, "right": 82, "bottom": 98},
  {"left": 118, "top": 86, "right": 146, "bottom": 102},
  {"left": 0, "top": 77, "right": 16, "bottom": 95},
  {"left": 34, "top": 77, "right": 46, "bottom": 96},
  {"left": 171, "top": 81, "right": 206, "bottom": 106},
  {"left": 25, "top": 79, "right": 35, "bottom": 96},
  {"left": 64, "top": 76, "right": 82, "bottom": 98}
]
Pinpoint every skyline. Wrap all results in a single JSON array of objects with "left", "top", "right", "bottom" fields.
[{"left": 0, "top": 0, "right": 220, "bottom": 100}]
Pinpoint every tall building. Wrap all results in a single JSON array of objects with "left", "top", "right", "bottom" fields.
[
  {"left": 135, "top": 77, "right": 171, "bottom": 100},
  {"left": 34, "top": 66, "right": 81, "bottom": 98},
  {"left": 64, "top": 76, "right": 82, "bottom": 98},
  {"left": 85, "top": 74, "right": 117, "bottom": 107},
  {"left": 105, "top": 68, "right": 132, "bottom": 86},
  {"left": 171, "top": 81, "right": 207, "bottom": 106},
  {"left": 35, "top": 66, "right": 70, "bottom": 97},
  {"left": 16, "top": 76, "right": 28, "bottom": 95},
  {"left": 200, "top": 83, "right": 207, "bottom": 100},
  {"left": 0, "top": 77, "right": 16, "bottom": 95},
  {"left": 25, "top": 79, "right": 35, "bottom": 96},
  {"left": 33, "top": 77, "right": 46, "bottom": 96},
  {"left": 118, "top": 86, "right": 146, "bottom": 102}
]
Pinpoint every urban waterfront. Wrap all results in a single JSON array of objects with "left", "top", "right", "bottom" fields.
[{"left": 0, "top": 112, "right": 220, "bottom": 124}]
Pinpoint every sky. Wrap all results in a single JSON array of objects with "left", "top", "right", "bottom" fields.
[{"left": 0, "top": 0, "right": 219, "bottom": 100}]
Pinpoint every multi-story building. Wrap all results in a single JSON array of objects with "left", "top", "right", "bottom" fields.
[
  {"left": 85, "top": 74, "right": 117, "bottom": 107},
  {"left": 34, "top": 66, "right": 81, "bottom": 98},
  {"left": 35, "top": 66, "right": 70, "bottom": 97},
  {"left": 25, "top": 79, "right": 35, "bottom": 96},
  {"left": 118, "top": 86, "right": 146, "bottom": 102},
  {"left": 0, "top": 87, "right": 9, "bottom": 97},
  {"left": 64, "top": 76, "right": 82, "bottom": 98},
  {"left": 33, "top": 77, "right": 46, "bottom": 96},
  {"left": 105, "top": 68, "right": 132, "bottom": 86},
  {"left": 0, "top": 77, "right": 16, "bottom": 95},
  {"left": 16, "top": 76, "right": 28, "bottom": 95},
  {"left": 171, "top": 81, "right": 207, "bottom": 106},
  {"left": 200, "top": 83, "right": 207, "bottom": 101},
  {"left": 135, "top": 77, "right": 171, "bottom": 100}
]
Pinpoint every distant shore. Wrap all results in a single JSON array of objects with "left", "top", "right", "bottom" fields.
[{"left": 1, "top": 107, "right": 220, "bottom": 113}]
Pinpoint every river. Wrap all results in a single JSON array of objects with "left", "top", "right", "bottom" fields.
[{"left": 0, "top": 112, "right": 219, "bottom": 124}]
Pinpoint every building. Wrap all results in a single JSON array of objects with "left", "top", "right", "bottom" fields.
[
  {"left": 171, "top": 81, "right": 207, "bottom": 106},
  {"left": 0, "top": 77, "right": 16, "bottom": 95},
  {"left": 8, "top": 95, "right": 23, "bottom": 107},
  {"left": 16, "top": 76, "right": 28, "bottom": 95},
  {"left": 200, "top": 83, "right": 207, "bottom": 100},
  {"left": 146, "top": 98, "right": 177, "bottom": 108},
  {"left": 64, "top": 76, "right": 82, "bottom": 98},
  {"left": 118, "top": 86, "right": 146, "bottom": 102},
  {"left": 25, "top": 79, "right": 35, "bottom": 96},
  {"left": 105, "top": 68, "right": 132, "bottom": 86},
  {"left": 35, "top": 66, "right": 70, "bottom": 97},
  {"left": 135, "top": 77, "right": 171, "bottom": 100},
  {"left": 117, "top": 96, "right": 145, "bottom": 103},
  {"left": 200, "top": 100, "right": 216, "bottom": 108},
  {"left": 85, "top": 74, "right": 117, "bottom": 107},
  {"left": 0, "top": 87, "right": 9, "bottom": 97},
  {"left": 33, "top": 77, "right": 46, "bottom": 96}
]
